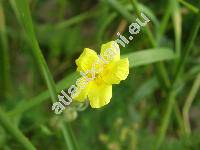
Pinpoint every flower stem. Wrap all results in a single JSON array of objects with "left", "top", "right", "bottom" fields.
[
  {"left": 183, "top": 73, "right": 200, "bottom": 135},
  {"left": 178, "top": 0, "right": 199, "bottom": 13},
  {"left": 0, "top": 107, "right": 36, "bottom": 150},
  {"left": 12, "top": 0, "right": 78, "bottom": 149},
  {"left": 0, "top": 1, "right": 12, "bottom": 100},
  {"left": 155, "top": 10, "right": 200, "bottom": 149}
]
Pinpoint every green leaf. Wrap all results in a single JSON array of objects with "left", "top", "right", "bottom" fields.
[
  {"left": 123, "top": 48, "right": 176, "bottom": 68},
  {"left": 172, "top": 0, "right": 182, "bottom": 58},
  {"left": 133, "top": 77, "right": 159, "bottom": 103}
]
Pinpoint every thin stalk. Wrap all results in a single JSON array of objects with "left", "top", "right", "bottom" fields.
[
  {"left": 172, "top": 0, "right": 182, "bottom": 58},
  {"left": 56, "top": 9, "right": 100, "bottom": 29},
  {"left": 39, "top": 9, "right": 101, "bottom": 31},
  {"left": 155, "top": 11, "right": 200, "bottom": 149},
  {"left": 173, "top": 102, "right": 185, "bottom": 135},
  {"left": 132, "top": 0, "right": 186, "bottom": 136},
  {"left": 12, "top": 0, "right": 78, "bottom": 149},
  {"left": 0, "top": 107, "right": 36, "bottom": 150},
  {"left": 130, "top": 0, "right": 157, "bottom": 46},
  {"left": 0, "top": 1, "right": 11, "bottom": 99},
  {"left": 117, "top": 0, "right": 183, "bottom": 134},
  {"left": 108, "top": 0, "right": 171, "bottom": 90},
  {"left": 107, "top": 0, "right": 134, "bottom": 22},
  {"left": 157, "top": 0, "right": 173, "bottom": 41},
  {"left": 131, "top": 0, "right": 173, "bottom": 91},
  {"left": 61, "top": 123, "right": 79, "bottom": 150},
  {"left": 178, "top": 0, "right": 199, "bottom": 13},
  {"left": 183, "top": 73, "right": 200, "bottom": 135},
  {"left": 154, "top": 91, "right": 176, "bottom": 149},
  {"left": 109, "top": 1, "right": 184, "bottom": 141},
  {"left": 153, "top": 0, "right": 174, "bottom": 90},
  {"left": 174, "top": 10, "right": 200, "bottom": 83},
  {"left": 98, "top": 13, "right": 117, "bottom": 44}
]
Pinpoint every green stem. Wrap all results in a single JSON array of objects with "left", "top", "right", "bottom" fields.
[
  {"left": 178, "top": 0, "right": 199, "bottom": 13},
  {"left": 56, "top": 9, "right": 100, "bottom": 29},
  {"left": 0, "top": 1, "right": 11, "bottom": 100},
  {"left": 156, "top": 10, "right": 200, "bottom": 149},
  {"left": 174, "top": 10, "right": 200, "bottom": 83},
  {"left": 130, "top": 0, "right": 157, "bottom": 46},
  {"left": 0, "top": 107, "right": 36, "bottom": 150},
  {"left": 109, "top": 0, "right": 183, "bottom": 144},
  {"left": 130, "top": 0, "right": 171, "bottom": 90},
  {"left": 155, "top": 91, "right": 176, "bottom": 149},
  {"left": 172, "top": 0, "right": 182, "bottom": 58},
  {"left": 183, "top": 73, "right": 200, "bottom": 135},
  {"left": 173, "top": 102, "right": 185, "bottom": 135},
  {"left": 12, "top": 0, "right": 78, "bottom": 149},
  {"left": 39, "top": 9, "right": 101, "bottom": 31},
  {"left": 157, "top": 0, "right": 173, "bottom": 41},
  {"left": 107, "top": 0, "right": 134, "bottom": 22},
  {"left": 61, "top": 123, "right": 79, "bottom": 150},
  {"left": 97, "top": 13, "right": 117, "bottom": 44},
  {"left": 132, "top": 0, "right": 189, "bottom": 140},
  {"left": 113, "top": 0, "right": 181, "bottom": 131}
]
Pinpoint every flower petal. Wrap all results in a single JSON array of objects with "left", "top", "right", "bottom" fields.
[
  {"left": 102, "top": 58, "right": 129, "bottom": 84},
  {"left": 88, "top": 79, "right": 112, "bottom": 108},
  {"left": 72, "top": 77, "right": 90, "bottom": 102},
  {"left": 76, "top": 48, "right": 99, "bottom": 72},
  {"left": 100, "top": 41, "right": 120, "bottom": 63}
]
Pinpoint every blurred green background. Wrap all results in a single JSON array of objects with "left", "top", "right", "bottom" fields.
[{"left": 0, "top": 0, "right": 200, "bottom": 149}]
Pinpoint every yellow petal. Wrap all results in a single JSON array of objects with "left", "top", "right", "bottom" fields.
[
  {"left": 102, "top": 58, "right": 129, "bottom": 84},
  {"left": 76, "top": 48, "right": 99, "bottom": 72},
  {"left": 88, "top": 79, "right": 112, "bottom": 108},
  {"left": 72, "top": 77, "right": 90, "bottom": 102},
  {"left": 100, "top": 41, "right": 120, "bottom": 63}
]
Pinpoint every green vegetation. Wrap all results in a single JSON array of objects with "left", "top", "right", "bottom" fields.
[{"left": 0, "top": 0, "right": 199, "bottom": 149}]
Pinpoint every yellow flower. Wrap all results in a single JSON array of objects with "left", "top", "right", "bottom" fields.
[{"left": 73, "top": 41, "right": 129, "bottom": 108}]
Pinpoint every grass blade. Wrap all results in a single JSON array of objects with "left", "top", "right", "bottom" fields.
[
  {"left": 172, "top": 0, "right": 182, "bottom": 58},
  {"left": 107, "top": 0, "right": 133, "bottom": 22},
  {"left": 124, "top": 48, "right": 176, "bottom": 68},
  {"left": 0, "top": 107, "right": 36, "bottom": 150},
  {"left": 183, "top": 73, "right": 200, "bottom": 135},
  {"left": 178, "top": 0, "right": 199, "bottom": 13},
  {"left": 11, "top": 0, "right": 78, "bottom": 149},
  {"left": 156, "top": 10, "right": 200, "bottom": 149},
  {"left": 0, "top": 2, "right": 11, "bottom": 99},
  {"left": 157, "top": 0, "right": 174, "bottom": 41}
]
